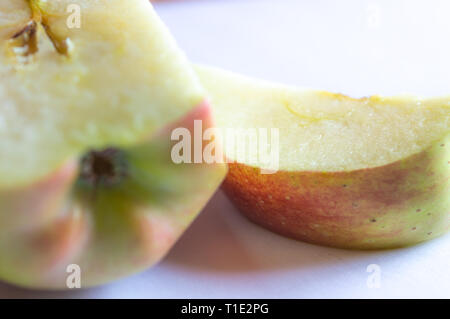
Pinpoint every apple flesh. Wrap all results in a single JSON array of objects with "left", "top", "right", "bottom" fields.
[
  {"left": 196, "top": 65, "right": 450, "bottom": 249},
  {"left": 0, "top": 1, "right": 225, "bottom": 289}
]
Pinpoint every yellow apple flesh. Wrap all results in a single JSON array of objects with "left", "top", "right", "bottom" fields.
[{"left": 196, "top": 65, "right": 449, "bottom": 249}]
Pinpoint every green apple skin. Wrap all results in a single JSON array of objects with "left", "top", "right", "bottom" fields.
[
  {"left": 0, "top": 101, "right": 226, "bottom": 289},
  {"left": 222, "top": 134, "right": 449, "bottom": 249}
]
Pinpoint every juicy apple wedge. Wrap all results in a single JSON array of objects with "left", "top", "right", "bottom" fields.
[
  {"left": 0, "top": 1, "right": 225, "bottom": 289},
  {"left": 196, "top": 65, "right": 449, "bottom": 250}
]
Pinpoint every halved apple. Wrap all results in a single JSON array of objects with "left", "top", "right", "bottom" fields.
[
  {"left": 196, "top": 65, "right": 449, "bottom": 249},
  {"left": 0, "top": 1, "right": 226, "bottom": 289}
]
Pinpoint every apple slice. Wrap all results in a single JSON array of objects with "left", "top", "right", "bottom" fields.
[
  {"left": 196, "top": 65, "right": 449, "bottom": 249},
  {"left": 0, "top": 1, "right": 225, "bottom": 289}
]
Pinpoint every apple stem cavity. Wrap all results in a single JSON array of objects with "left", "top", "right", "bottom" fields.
[
  {"left": 79, "top": 148, "right": 128, "bottom": 188},
  {"left": 40, "top": 20, "right": 72, "bottom": 56},
  {"left": 8, "top": 21, "right": 39, "bottom": 62},
  {"left": 9, "top": 0, "right": 72, "bottom": 62}
]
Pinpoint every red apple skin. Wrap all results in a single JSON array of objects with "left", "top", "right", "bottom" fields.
[
  {"left": 0, "top": 159, "right": 79, "bottom": 235},
  {"left": 222, "top": 135, "right": 449, "bottom": 249},
  {"left": 0, "top": 101, "right": 227, "bottom": 289}
]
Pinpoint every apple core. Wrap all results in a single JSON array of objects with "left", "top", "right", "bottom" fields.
[{"left": 79, "top": 148, "right": 128, "bottom": 188}]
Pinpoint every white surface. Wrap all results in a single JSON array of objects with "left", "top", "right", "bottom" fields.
[{"left": 1, "top": 0, "right": 449, "bottom": 298}]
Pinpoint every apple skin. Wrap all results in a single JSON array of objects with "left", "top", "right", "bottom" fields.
[
  {"left": 222, "top": 134, "right": 449, "bottom": 249},
  {"left": 0, "top": 101, "right": 226, "bottom": 289}
]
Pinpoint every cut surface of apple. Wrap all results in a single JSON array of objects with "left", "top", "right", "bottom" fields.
[
  {"left": 196, "top": 65, "right": 449, "bottom": 249},
  {"left": 196, "top": 65, "right": 449, "bottom": 172},
  {"left": 0, "top": 0, "right": 205, "bottom": 188},
  {"left": 0, "top": 1, "right": 225, "bottom": 289}
]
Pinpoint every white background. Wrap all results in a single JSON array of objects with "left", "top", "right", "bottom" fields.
[{"left": 0, "top": 0, "right": 449, "bottom": 298}]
